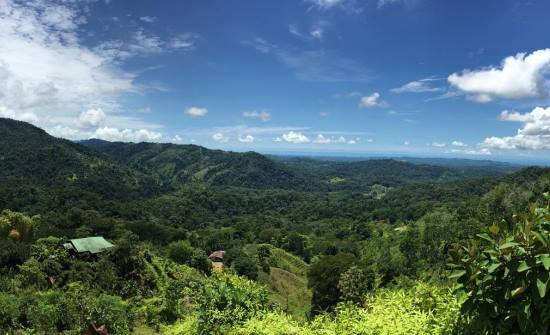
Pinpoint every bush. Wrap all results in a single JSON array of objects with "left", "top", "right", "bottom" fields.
[
  {"left": 307, "top": 253, "right": 355, "bottom": 315},
  {"left": 167, "top": 240, "right": 211, "bottom": 275},
  {"left": 337, "top": 266, "right": 375, "bottom": 305},
  {"left": 233, "top": 255, "right": 259, "bottom": 280},
  {"left": 197, "top": 273, "right": 268, "bottom": 334},
  {"left": 449, "top": 198, "right": 550, "bottom": 333}
]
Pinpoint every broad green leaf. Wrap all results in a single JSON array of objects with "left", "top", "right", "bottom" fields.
[
  {"left": 477, "top": 233, "right": 495, "bottom": 243},
  {"left": 537, "top": 278, "right": 548, "bottom": 298},
  {"left": 541, "top": 255, "right": 550, "bottom": 271},
  {"left": 518, "top": 261, "right": 530, "bottom": 272},
  {"left": 532, "top": 231, "right": 548, "bottom": 247},
  {"left": 499, "top": 242, "right": 519, "bottom": 250},
  {"left": 487, "top": 262, "right": 501, "bottom": 273},
  {"left": 512, "top": 286, "right": 526, "bottom": 297},
  {"left": 448, "top": 270, "right": 467, "bottom": 279}
]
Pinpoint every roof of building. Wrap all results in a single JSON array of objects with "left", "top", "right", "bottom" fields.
[
  {"left": 64, "top": 236, "right": 115, "bottom": 254},
  {"left": 208, "top": 250, "right": 225, "bottom": 260}
]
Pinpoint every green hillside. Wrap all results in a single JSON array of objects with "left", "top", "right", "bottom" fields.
[
  {"left": 0, "top": 118, "right": 160, "bottom": 213},
  {"left": 80, "top": 139, "right": 311, "bottom": 190}
]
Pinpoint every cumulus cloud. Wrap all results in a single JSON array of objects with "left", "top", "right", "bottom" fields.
[
  {"left": 359, "top": 92, "right": 386, "bottom": 108},
  {"left": 448, "top": 49, "right": 550, "bottom": 102},
  {"left": 403, "top": 141, "right": 410, "bottom": 145},
  {"left": 391, "top": 78, "right": 444, "bottom": 93},
  {"left": 280, "top": 131, "right": 310, "bottom": 143},
  {"left": 0, "top": 0, "right": 171, "bottom": 141},
  {"left": 238, "top": 135, "right": 254, "bottom": 143},
  {"left": 186, "top": 107, "right": 208, "bottom": 117},
  {"left": 172, "top": 135, "right": 182, "bottom": 143},
  {"left": 242, "top": 110, "right": 271, "bottom": 121},
  {"left": 94, "top": 127, "right": 162, "bottom": 142},
  {"left": 212, "top": 132, "right": 229, "bottom": 143},
  {"left": 313, "top": 134, "right": 353, "bottom": 144},
  {"left": 78, "top": 108, "right": 106, "bottom": 128},
  {"left": 431, "top": 142, "right": 446, "bottom": 147},
  {"left": 482, "top": 107, "right": 550, "bottom": 150},
  {"left": 451, "top": 140, "right": 467, "bottom": 147}
]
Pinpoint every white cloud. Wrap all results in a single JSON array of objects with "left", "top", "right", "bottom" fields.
[
  {"left": 306, "top": 0, "right": 347, "bottom": 9},
  {"left": 212, "top": 132, "right": 230, "bottom": 143},
  {"left": 448, "top": 49, "right": 550, "bottom": 102},
  {"left": 172, "top": 135, "right": 182, "bottom": 143},
  {"left": 451, "top": 140, "right": 467, "bottom": 147},
  {"left": 359, "top": 92, "right": 385, "bottom": 108},
  {"left": 431, "top": 142, "right": 446, "bottom": 147},
  {"left": 391, "top": 78, "right": 444, "bottom": 93},
  {"left": 289, "top": 24, "right": 302, "bottom": 38},
  {"left": 378, "top": 0, "right": 419, "bottom": 8},
  {"left": 310, "top": 26, "right": 323, "bottom": 40},
  {"left": 404, "top": 141, "right": 410, "bottom": 145},
  {"left": 242, "top": 110, "right": 271, "bottom": 121},
  {"left": 447, "top": 148, "right": 491, "bottom": 156},
  {"left": 0, "top": 0, "right": 171, "bottom": 141},
  {"left": 78, "top": 108, "right": 106, "bottom": 128},
  {"left": 136, "top": 107, "right": 153, "bottom": 114},
  {"left": 281, "top": 131, "right": 310, "bottom": 143},
  {"left": 186, "top": 107, "right": 208, "bottom": 117},
  {"left": 129, "top": 29, "right": 164, "bottom": 54},
  {"left": 319, "top": 112, "right": 330, "bottom": 117},
  {"left": 139, "top": 16, "right": 157, "bottom": 23},
  {"left": 94, "top": 127, "right": 162, "bottom": 142},
  {"left": 312, "top": 134, "right": 352, "bottom": 144},
  {"left": 0, "top": 106, "right": 39, "bottom": 124},
  {"left": 169, "top": 33, "right": 199, "bottom": 50},
  {"left": 243, "top": 37, "right": 276, "bottom": 54},
  {"left": 238, "top": 135, "right": 254, "bottom": 143},
  {"left": 482, "top": 106, "right": 550, "bottom": 150},
  {"left": 313, "top": 134, "right": 331, "bottom": 144}
]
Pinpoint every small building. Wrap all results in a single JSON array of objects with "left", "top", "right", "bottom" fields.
[
  {"left": 208, "top": 250, "right": 225, "bottom": 262},
  {"left": 63, "top": 236, "right": 115, "bottom": 255}
]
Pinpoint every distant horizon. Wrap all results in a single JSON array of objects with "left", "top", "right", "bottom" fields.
[
  {"left": 75, "top": 135, "right": 550, "bottom": 167},
  {"left": 2, "top": 0, "right": 550, "bottom": 161}
]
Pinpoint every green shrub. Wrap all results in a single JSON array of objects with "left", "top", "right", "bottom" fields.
[
  {"left": 168, "top": 240, "right": 212, "bottom": 275},
  {"left": 337, "top": 265, "right": 375, "bottom": 305},
  {"left": 449, "top": 198, "right": 550, "bottom": 333},
  {"left": 307, "top": 253, "right": 355, "bottom": 315},
  {"left": 233, "top": 255, "right": 259, "bottom": 280},
  {"left": 197, "top": 273, "right": 268, "bottom": 334}
]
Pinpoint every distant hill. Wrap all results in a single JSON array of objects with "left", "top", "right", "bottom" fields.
[
  {"left": 79, "top": 139, "right": 310, "bottom": 190},
  {"left": 394, "top": 157, "right": 521, "bottom": 174},
  {"left": 0, "top": 118, "right": 160, "bottom": 212},
  {"left": 272, "top": 156, "right": 511, "bottom": 190}
]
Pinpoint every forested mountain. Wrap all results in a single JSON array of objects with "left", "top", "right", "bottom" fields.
[
  {"left": 0, "top": 118, "right": 160, "bottom": 213},
  {"left": 80, "top": 139, "right": 311, "bottom": 190}
]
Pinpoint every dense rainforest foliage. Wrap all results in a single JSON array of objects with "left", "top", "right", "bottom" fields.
[{"left": 1, "top": 117, "right": 550, "bottom": 334}]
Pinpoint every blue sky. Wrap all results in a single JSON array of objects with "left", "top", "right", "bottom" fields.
[{"left": 1, "top": 0, "right": 550, "bottom": 161}]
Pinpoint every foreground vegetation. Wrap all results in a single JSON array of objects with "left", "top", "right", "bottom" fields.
[{"left": 1, "top": 118, "right": 550, "bottom": 334}]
